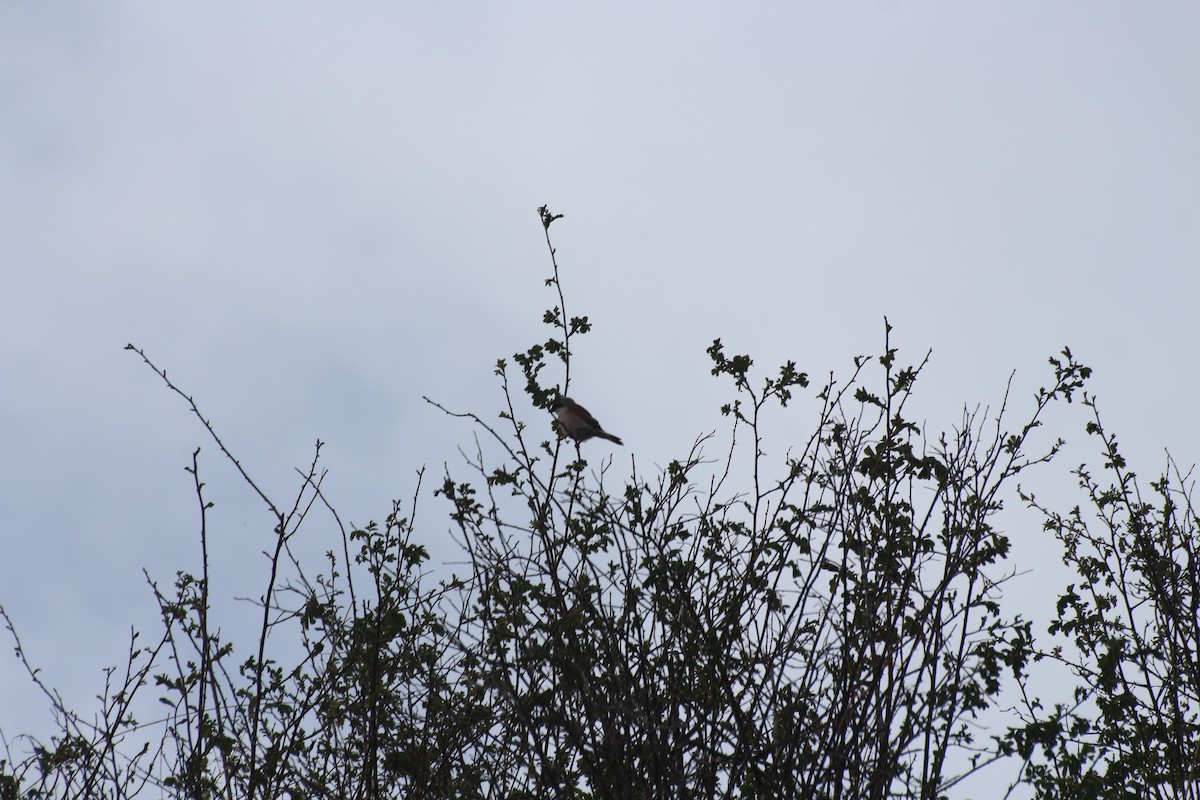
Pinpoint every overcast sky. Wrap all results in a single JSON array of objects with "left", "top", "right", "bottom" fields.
[{"left": 2, "top": 2, "right": 1197, "bottom": 785}]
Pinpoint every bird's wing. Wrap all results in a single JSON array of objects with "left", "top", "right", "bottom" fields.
[{"left": 574, "top": 404, "right": 602, "bottom": 428}]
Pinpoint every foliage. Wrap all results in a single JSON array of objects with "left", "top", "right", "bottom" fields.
[
  {"left": 1, "top": 207, "right": 1195, "bottom": 799},
  {"left": 1006, "top": 396, "right": 1200, "bottom": 800}
]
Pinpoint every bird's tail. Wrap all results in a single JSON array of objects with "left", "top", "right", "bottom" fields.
[{"left": 598, "top": 432, "right": 624, "bottom": 446}]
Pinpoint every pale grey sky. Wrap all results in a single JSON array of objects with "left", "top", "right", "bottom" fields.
[{"left": 2, "top": 3, "right": 1198, "bottom": 787}]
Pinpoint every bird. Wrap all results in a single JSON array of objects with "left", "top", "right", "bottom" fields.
[{"left": 549, "top": 396, "right": 624, "bottom": 445}]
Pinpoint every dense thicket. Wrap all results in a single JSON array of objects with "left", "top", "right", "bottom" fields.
[{"left": 2, "top": 210, "right": 1196, "bottom": 800}]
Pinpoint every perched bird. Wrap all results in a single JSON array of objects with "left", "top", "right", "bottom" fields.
[{"left": 549, "top": 397, "right": 624, "bottom": 445}]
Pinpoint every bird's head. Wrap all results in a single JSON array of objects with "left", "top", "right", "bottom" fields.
[{"left": 549, "top": 396, "right": 572, "bottom": 412}]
